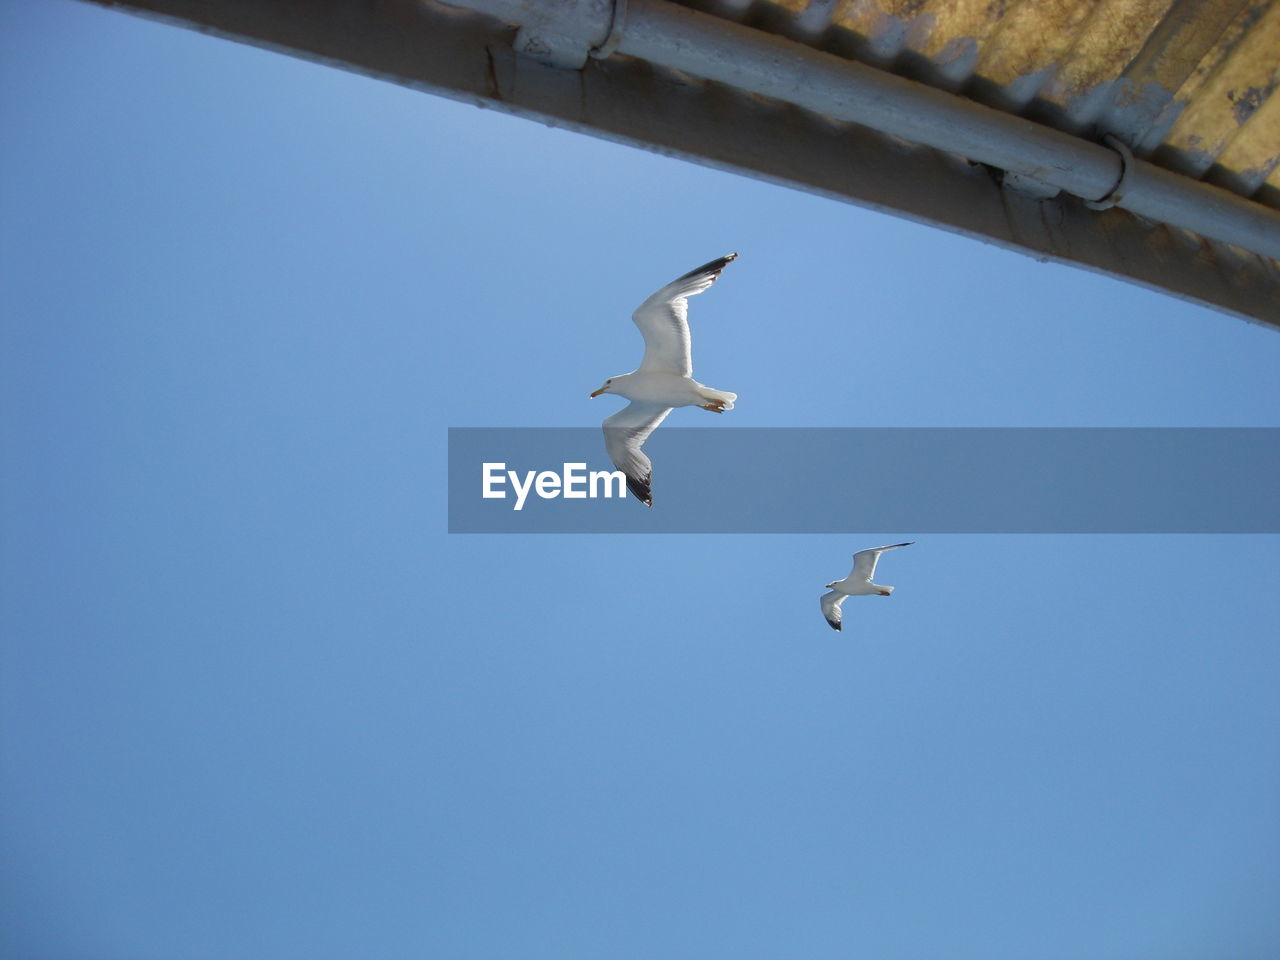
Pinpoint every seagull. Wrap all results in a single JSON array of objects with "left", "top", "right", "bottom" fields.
[
  {"left": 590, "top": 253, "right": 739, "bottom": 506},
  {"left": 820, "top": 542, "right": 915, "bottom": 632}
]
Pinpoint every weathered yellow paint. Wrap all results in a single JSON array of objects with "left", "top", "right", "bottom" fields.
[
  {"left": 975, "top": 0, "right": 1097, "bottom": 91},
  {"left": 1038, "top": 0, "right": 1174, "bottom": 108},
  {"left": 1120, "top": 0, "right": 1250, "bottom": 95},
  {"left": 1162, "top": 0, "right": 1280, "bottom": 171},
  {"left": 1162, "top": 0, "right": 1273, "bottom": 108},
  {"left": 897, "top": 0, "right": 1007, "bottom": 60},
  {"left": 1211, "top": 84, "right": 1280, "bottom": 193},
  {"left": 683, "top": 0, "right": 1280, "bottom": 211}
]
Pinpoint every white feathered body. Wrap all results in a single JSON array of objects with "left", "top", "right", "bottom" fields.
[
  {"left": 605, "top": 372, "right": 736, "bottom": 410},
  {"left": 826, "top": 577, "right": 894, "bottom": 597}
]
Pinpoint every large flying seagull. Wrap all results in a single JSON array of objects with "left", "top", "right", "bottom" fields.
[{"left": 590, "top": 254, "right": 739, "bottom": 506}]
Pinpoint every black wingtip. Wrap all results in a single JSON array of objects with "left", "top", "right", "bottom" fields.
[
  {"left": 626, "top": 474, "right": 653, "bottom": 507},
  {"left": 677, "top": 252, "right": 739, "bottom": 282},
  {"left": 828, "top": 620, "right": 842, "bottom": 632}
]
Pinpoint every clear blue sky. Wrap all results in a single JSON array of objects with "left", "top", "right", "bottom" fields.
[{"left": 3, "top": 1, "right": 1279, "bottom": 957}]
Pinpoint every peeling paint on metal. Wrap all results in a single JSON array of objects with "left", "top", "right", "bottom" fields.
[
  {"left": 1213, "top": 86, "right": 1280, "bottom": 194},
  {"left": 1229, "top": 82, "right": 1272, "bottom": 124}
]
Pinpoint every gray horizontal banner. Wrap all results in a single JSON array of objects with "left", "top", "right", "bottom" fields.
[{"left": 447, "top": 428, "right": 1280, "bottom": 533}]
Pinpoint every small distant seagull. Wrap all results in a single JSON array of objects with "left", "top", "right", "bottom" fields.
[
  {"left": 820, "top": 542, "right": 916, "bottom": 632},
  {"left": 590, "top": 254, "right": 739, "bottom": 506}
]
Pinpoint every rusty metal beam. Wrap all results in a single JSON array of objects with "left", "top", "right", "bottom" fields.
[{"left": 81, "top": 0, "right": 1280, "bottom": 328}]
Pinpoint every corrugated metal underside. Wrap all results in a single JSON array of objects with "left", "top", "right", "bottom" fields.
[
  {"left": 83, "top": 0, "right": 1280, "bottom": 326},
  {"left": 693, "top": 0, "right": 1280, "bottom": 208}
]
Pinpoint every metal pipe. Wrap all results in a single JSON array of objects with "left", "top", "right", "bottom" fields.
[{"left": 452, "top": 0, "right": 1280, "bottom": 260}]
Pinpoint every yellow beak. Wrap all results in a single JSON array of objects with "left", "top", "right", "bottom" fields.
[{"left": 589, "top": 387, "right": 606, "bottom": 398}]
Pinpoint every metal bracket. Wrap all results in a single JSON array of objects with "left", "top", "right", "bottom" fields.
[
  {"left": 590, "top": 0, "right": 627, "bottom": 59},
  {"left": 1084, "top": 134, "right": 1134, "bottom": 211}
]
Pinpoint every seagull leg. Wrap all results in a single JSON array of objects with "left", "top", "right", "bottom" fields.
[{"left": 699, "top": 401, "right": 727, "bottom": 413}]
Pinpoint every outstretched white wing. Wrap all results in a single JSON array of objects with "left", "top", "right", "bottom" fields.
[
  {"left": 849, "top": 542, "right": 915, "bottom": 581},
  {"left": 602, "top": 401, "right": 673, "bottom": 506},
  {"left": 631, "top": 253, "right": 737, "bottom": 376},
  {"left": 820, "top": 591, "right": 846, "bottom": 632}
]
